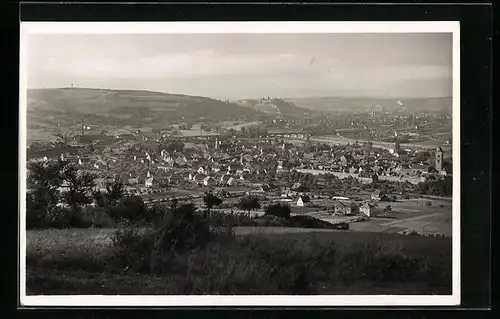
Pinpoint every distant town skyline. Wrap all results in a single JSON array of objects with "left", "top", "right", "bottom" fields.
[{"left": 27, "top": 33, "right": 452, "bottom": 100}]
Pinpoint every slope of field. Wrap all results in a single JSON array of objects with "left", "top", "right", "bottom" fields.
[
  {"left": 26, "top": 88, "right": 259, "bottom": 129},
  {"left": 26, "top": 227, "right": 452, "bottom": 295},
  {"left": 288, "top": 97, "right": 452, "bottom": 113}
]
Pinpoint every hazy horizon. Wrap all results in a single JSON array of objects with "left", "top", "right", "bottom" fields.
[
  {"left": 27, "top": 33, "right": 452, "bottom": 100},
  {"left": 26, "top": 86, "right": 452, "bottom": 102}
]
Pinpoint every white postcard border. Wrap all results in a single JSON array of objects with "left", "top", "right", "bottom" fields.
[{"left": 19, "top": 21, "right": 461, "bottom": 307}]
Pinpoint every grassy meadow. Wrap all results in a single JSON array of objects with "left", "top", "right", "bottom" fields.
[{"left": 26, "top": 226, "right": 452, "bottom": 295}]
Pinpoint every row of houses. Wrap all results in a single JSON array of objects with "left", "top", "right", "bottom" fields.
[{"left": 295, "top": 194, "right": 382, "bottom": 218}]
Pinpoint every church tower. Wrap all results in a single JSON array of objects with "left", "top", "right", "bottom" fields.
[
  {"left": 435, "top": 147, "right": 443, "bottom": 171},
  {"left": 393, "top": 131, "right": 400, "bottom": 154}
]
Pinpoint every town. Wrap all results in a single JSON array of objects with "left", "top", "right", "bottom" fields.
[{"left": 26, "top": 99, "right": 453, "bottom": 237}]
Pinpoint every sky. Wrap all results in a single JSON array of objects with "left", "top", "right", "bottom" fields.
[{"left": 27, "top": 33, "right": 452, "bottom": 99}]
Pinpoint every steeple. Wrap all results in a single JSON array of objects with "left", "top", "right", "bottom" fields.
[{"left": 435, "top": 147, "right": 443, "bottom": 171}]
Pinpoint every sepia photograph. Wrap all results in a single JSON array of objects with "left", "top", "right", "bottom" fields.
[{"left": 19, "top": 22, "right": 460, "bottom": 306}]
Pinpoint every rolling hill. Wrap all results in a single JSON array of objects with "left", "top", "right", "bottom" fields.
[
  {"left": 26, "top": 88, "right": 261, "bottom": 129},
  {"left": 287, "top": 96, "right": 453, "bottom": 114}
]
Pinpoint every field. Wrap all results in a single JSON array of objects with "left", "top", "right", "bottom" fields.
[
  {"left": 351, "top": 198, "right": 452, "bottom": 236},
  {"left": 25, "top": 224, "right": 452, "bottom": 295}
]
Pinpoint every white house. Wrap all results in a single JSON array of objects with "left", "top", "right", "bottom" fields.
[
  {"left": 360, "top": 202, "right": 377, "bottom": 217},
  {"left": 145, "top": 177, "right": 154, "bottom": 187},
  {"left": 203, "top": 176, "right": 215, "bottom": 186},
  {"left": 296, "top": 195, "right": 311, "bottom": 207}
]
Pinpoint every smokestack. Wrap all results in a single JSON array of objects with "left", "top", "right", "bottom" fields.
[{"left": 81, "top": 118, "right": 84, "bottom": 135}]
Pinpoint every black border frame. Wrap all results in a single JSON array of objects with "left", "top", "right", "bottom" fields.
[{"left": 9, "top": 1, "right": 492, "bottom": 314}]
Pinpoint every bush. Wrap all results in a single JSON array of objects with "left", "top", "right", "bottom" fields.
[
  {"left": 265, "top": 203, "right": 291, "bottom": 219},
  {"left": 112, "top": 225, "right": 156, "bottom": 273},
  {"left": 108, "top": 195, "right": 149, "bottom": 223},
  {"left": 27, "top": 200, "right": 92, "bottom": 229},
  {"left": 83, "top": 207, "right": 115, "bottom": 228},
  {"left": 44, "top": 207, "right": 73, "bottom": 229},
  {"left": 112, "top": 203, "right": 228, "bottom": 275},
  {"left": 26, "top": 196, "right": 49, "bottom": 230},
  {"left": 205, "top": 210, "right": 255, "bottom": 228},
  {"left": 153, "top": 203, "right": 213, "bottom": 253}
]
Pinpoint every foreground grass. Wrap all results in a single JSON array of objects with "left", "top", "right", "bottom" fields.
[{"left": 26, "top": 228, "right": 452, "bottom": 295}]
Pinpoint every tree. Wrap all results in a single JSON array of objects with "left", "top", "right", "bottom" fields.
[
  {"left": 26, "top": 160, "right": 66, "bottom": 228},
  {"left": 265, "top": 203, "right": 291, "bottom": 219},
  {"left": 27, "top": 159, "right": 97, "bottom": 228},
  {"left": 416, "top": 175, "right": 452, "bottom": 197},
  {"left": 238, "top": 195, "right": 261, "bottom": 214},
  {"left": 105, "top": 178, "right": 125, "bottom": 203},
  {"left": 203, "top": 192, "right": 223, "bottom": 218},
  {"left": 153, "top": 203, "right": 211, "bottom": 255},
  {"left": 59, "top": 163, "right": 97, "bottom": 213},
  {"left": 164, "top": 141, "right": 185, "bottom": 153},
  {"left": 109, "top": 195, "right": 148, "bottom": 222},
  {"left": 91, "top": 189, "right": 107, "bottom": 207}
]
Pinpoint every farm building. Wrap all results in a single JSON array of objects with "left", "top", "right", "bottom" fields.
[
  {"left": 333, "top": 201, "right": 352, "bottom": 215},
  {"left": 371, "top": 190, "right": 387, "bottom": 201},
  {"left": 360, "top": 202, "right": 378, "bottom": 217},
  {"left": 296, "top": 195, "right": 311, "bottom": 207},
  {"left": 127, "top": 177, "right": 139, "bottom": 185}
]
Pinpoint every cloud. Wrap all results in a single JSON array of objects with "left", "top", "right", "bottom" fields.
[
  {"left": 27, "top": 33, "right": 452, "bottom": 98},
  {"left": 32, "top": 49, "right": 344, "bottom": 80}
]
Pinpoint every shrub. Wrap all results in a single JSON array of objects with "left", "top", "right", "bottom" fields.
[
  {"left": 112, "top": 203, "right": 224, "bottom": 275},
  {"left": 205, "top": 210, "right": 255, "bottom": 228},
  {"left": 108, "top": 195, "right": 149, "bottom": 223},
  {"left": 26, "top": 196, "right": 49, "bottom": 230},
  {"left": 153, "top": 203, "right": 213, "bottom": 254},
  {"left": 44, "top": 207, "right": 73, "bottom": 229},
  {"left": 238, "top": 195, "right": 261, "bottom": 213},
  {"left": 69, "top": 209, "right": 93, "bottom": 228},
  {"left": 265, "top": 203, "right": 291, "bottom": 219},
  {"left": 112, "top": 224, "right": 156, "bottom": 273},
  {"left": 83, "top": 207, "right": 115, "bottom": 228}
]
